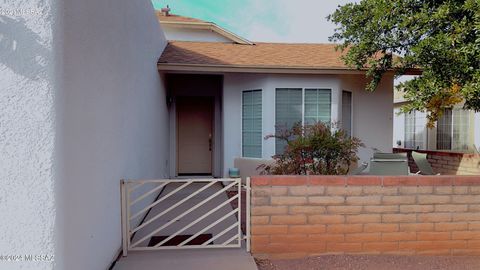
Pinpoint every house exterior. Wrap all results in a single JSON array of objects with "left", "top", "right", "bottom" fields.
[
  {"left": 156, "top": 10, "right": 411, "bottom": 178},
  {"left": 0, "top": 3, "right": 422, "bottom": 270},
  {"left": 393, "top": 89, "right": 480, "bottom": 153}
]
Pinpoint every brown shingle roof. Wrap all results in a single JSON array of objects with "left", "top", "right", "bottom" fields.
[
  {"left": 158, "top": 41, "right": 353, "bottom": 70},
  {"left": 156, "top": 11, "right": 208, "bottom": 24}
]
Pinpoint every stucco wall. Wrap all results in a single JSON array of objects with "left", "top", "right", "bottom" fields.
[
  {"left": 340, "top": 74, "right": 394, "bottom": 164},
  {"left": 0, "top": 1, "right": 57, "bottom": 269},
  {"left": 223, "top": 73, "right": 393, "bottom": 177},
  {"left": 393, "top": 106, "right": 405, "bottom": 148},
  {"left": 475, "top": 113, "right": 480, "bottom": 152},
  {"left": 162, "top": 25, "right": 232, "bottom": 42},
  {"left": 54, "top": 0, "right": 168, "bottom": 269},
  {"left": 166, "top": 74, "right": 223, "bottom": 177}
]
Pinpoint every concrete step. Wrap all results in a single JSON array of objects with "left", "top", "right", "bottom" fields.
[{"left": 113, "top": 248, "right": 257, "bottom": 270}]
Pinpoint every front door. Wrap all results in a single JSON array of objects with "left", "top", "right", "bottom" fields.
[{"left": 176, "top": 97, "right": 213, "bottom": 175}]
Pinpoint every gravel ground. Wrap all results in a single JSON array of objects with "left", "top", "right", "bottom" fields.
[{"left": 255, "top": 255, "right": 480, "bottom": 270}]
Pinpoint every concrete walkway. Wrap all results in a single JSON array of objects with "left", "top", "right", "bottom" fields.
[{"left": 113, "top": 248, "right": 257, "bottom": 270}]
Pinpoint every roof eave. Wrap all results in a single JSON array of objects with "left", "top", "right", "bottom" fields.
[
  {"left": 157, "top": 63, "right": 394, "bottom": 75},
  {"left": 159, "top": 21, "right": 253, "bottom": 45}
]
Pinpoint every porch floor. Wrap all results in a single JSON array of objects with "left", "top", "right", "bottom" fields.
[{"left": 113, "top": 248, "right": 257, "bottom": 270}]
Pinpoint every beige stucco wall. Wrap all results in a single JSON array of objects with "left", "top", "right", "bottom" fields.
[
  {"left": 54, "top": 0, "right": 169, "bottom": 269},
  {"left": 223, "top": 73, "right": 394, "bottom": 177}
]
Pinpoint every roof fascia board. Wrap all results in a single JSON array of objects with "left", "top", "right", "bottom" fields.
[
  {"left": 160, "top": 21, "right": 253, "bottom": 45},
  {"left": 157, "top": 63, "right": 383, "bottom": 75}
]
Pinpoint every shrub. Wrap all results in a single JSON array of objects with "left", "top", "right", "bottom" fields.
[{"left": 260, "top": 122, "right": 364, "bottom": 175}]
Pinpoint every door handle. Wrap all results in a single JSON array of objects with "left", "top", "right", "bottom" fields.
[{"left": 209, "top": 134, "right": 212, "bottom": 151}]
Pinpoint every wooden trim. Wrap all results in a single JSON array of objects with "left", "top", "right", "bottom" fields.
[
  {"left": 160, "top": 21, "right": 253, "bottom": 45},
  {"left": 158, "top": 63, "right": 420, "bottom": 75}
]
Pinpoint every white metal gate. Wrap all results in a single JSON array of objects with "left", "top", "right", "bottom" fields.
[{"left": 120, "top": 178, "right": 250, "bottom": 256}]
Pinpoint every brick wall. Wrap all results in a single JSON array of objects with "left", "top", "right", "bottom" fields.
[
  {"left": 250, "top": 175, "right": 480, "bottom": 259},
  {"left": 393, "top": 148, "right": 480, "bottom": 175}
]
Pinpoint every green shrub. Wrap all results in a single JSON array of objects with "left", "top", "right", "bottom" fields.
[{"left": 260, "top": 122, "right": 364, "bottom": 175}]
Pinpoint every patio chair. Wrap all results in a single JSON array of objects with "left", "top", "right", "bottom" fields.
[
  {"left": 348, "top": 162, "right": 368, "bottom": 175},
  {"left": 373, "top": 152, "right": 408, "bottom": 161},
  {"left": 369, "top": 159, "right": 409, "bottom": 175},
  {"left": 411, "top": 151, "right": 438, "bottom": 175}
]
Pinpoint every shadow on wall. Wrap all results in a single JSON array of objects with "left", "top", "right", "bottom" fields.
[{"left": 0, "top": 15, "right": 49, "bottom": 80}]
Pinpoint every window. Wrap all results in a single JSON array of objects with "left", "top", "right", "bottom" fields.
[
  {"left": 242, "top": 90, "right": 262, "bottom": 158},
  {"left": 437, "top": 109, "right": 471, "bottom": 151},
  {"left": 436, "top": 109, "right": 452, "bottom": 150},
  {"left": 275, "top": 88, "right": 332, "bottom": 154},
  {"left": 275, "top": 88, "right": 302, "bottom": 154},
  {"left": 404, "top": 110, "right": 427, "bottom": 149},
  {"left": 453, "top": 109, "right": 470, "bottom": 150},
  {"left": 341, "top": 91, "right": 352, "bottom": 136},
  {"left": 304, "top": 89, "right": 332, "bottom": 125}
]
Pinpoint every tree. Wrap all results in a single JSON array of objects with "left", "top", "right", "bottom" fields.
[
  {"left": 328, "top": 0, "right": 480, "bottom": 125},
  {"left": 259, "top": 122, "right": 364, "bottom": 175}
]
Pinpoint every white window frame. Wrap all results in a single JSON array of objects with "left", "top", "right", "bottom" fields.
[
  {"left": 436, "top": 108, "right": 472, "bottom": 151},
  {"left": 274, "top": 87, "right": 333, "bottom": 154},
  {"left": 341, "top": 90, "right": 353, "bottom": 137},
  {"left": 241, "top": 89, "right": 263, "bottom": 158},
  {"left": 404, "top": 110, "right": 427, "bottom": 150}
]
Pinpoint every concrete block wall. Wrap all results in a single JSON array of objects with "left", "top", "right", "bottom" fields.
[
  {"left": 251, "top": 175, "right": 480, "bottom": 259},
  {"left": 394, "top": 148, "right": 480, "bottom": 175}
]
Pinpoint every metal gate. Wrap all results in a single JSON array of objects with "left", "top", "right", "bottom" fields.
[{"left": 120, "top": 178, "right": 250, "bottom": 256}]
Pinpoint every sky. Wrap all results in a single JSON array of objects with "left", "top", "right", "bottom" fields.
[{"left": 151, "top": 0, "right": 359, "bottom": 43}]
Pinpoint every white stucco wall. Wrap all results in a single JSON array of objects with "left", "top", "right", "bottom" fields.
[
  {"left": 340, "top": 74, "right": 394, "bottom": 163},
  {"left": 475, "top": 112, "right": 480, "bottom": 152},
  {"left": 161, "top": 25, "right": 232, "bottom": 42},
  {"left": 223, "top": 74, "right": 268, "bottom": 176},
  {"left": 54, "top": 0, "right": 169, "bottom": 269},
  {"left": 393, "top": 106, "right": 405, "bottom": 148},
  {"left": 0, "top": 1, "right": 57, "bottom": 270},
  {"left": 223, "top": 73, "right": 392, "bottom": 176}
]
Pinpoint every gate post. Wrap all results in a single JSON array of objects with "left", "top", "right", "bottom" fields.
[
  {"left": 120, "top": 179, "right": 128, "bottom": 256},
  {"left": 246, "top": 177, "right": 251, "bottom": 252}
]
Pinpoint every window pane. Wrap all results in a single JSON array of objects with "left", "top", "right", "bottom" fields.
[
  {"left": 275, "top": 88, "right": 302, "bottom": 154},
  {"left": 452, "top": 109, "right": 470, "bottom": 151},
  {"left": 304, "top": 89, "right": 331, "bottom": 125},
  {"left": 437, "top": 109, "right": 452, "bottom": 150},
  {"left": 404, "top": 111, "right": 415, "bottom": 149},
  {"left": 242, "top": 90, "right": 262, "bottom": 158},
  {"left": 414, "top": 111, "right": 427, "bottom": 149},
  {"left": 404, "top": 110, "right": 426, "bottom": 149},
  {"left": 342, "top": 91, "right": 352, "bottom": 136}
]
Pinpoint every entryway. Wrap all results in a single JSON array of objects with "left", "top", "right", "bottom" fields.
[
  {"left": 166, "top": 74, "right": 223, "bottom": 178},
  {"left": 176, "top": 97, "right": 213, "bottom": 176},
  {"left": 115, "top": 178, "right": 257, "bottom": 270}
]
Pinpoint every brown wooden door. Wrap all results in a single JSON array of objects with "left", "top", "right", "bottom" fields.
[{"left": 176, "top": 97, "right": 213, "bottom": 175}]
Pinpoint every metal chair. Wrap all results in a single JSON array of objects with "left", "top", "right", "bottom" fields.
[
  {"left": 348, "top": 162, "right": 369, "bottom": 175},
  {"left": 411, "top": 151, "right": 438, "bottom": 175},
  {"left": 369, "top": 152, "right": 409, "bottom": 175}
]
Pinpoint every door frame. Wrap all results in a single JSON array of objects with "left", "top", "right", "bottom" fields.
[{"left": 175, "top": 96, "right": 215, "bottom": 176}]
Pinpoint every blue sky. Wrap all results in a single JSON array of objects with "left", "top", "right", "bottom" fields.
[{"left": 152, "top": 0, "right": 358, "bottom": 43}]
